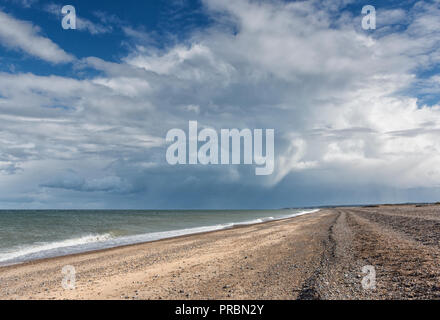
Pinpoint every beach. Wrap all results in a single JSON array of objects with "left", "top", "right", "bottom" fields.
[{"left": 1, "top": 205, "right": 440, "bottom": 300}]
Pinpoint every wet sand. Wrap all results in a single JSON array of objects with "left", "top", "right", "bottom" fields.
[{"left": 1, "top": 205, "right": 440, "bottom": 300}]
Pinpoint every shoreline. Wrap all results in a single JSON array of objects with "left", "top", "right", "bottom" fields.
[
  {"left": 2, "top": 205, "right": 440, "bottom": 300},
  {"left": 0, "top": 209, "right": 319, "bottom": 270},
  {"left": 0, "top": 209, "right": 331, "bottom": 300}
]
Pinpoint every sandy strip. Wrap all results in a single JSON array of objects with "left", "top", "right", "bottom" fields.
[
  {"left": 0, "top": 209, "right": 333, "bottom": 300},
  {"left": 1, "top": 205, "right": 440, "bottom": 300}
]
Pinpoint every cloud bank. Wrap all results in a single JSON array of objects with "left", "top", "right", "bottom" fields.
[{"left": 0, "top": 0, "right": 440, "bottom": 208}]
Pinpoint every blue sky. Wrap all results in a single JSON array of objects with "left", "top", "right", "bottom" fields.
[
  {"left": 0, "top": 0, "right": 211, "bottom": 72},
  {"left": 0, "top": 0, "right": 440, "bottom": 209}
]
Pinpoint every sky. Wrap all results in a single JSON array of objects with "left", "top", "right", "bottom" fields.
[{"left": 0, "top": 0, "right": 440, "bottom": 209}]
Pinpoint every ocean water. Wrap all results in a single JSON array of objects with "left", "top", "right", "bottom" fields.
[{"left": 0, "top": 208, "right": 318, "bottom": 266}]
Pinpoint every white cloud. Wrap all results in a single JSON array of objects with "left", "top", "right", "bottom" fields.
[
  {"left": 121, "top": 0, "right": 440, "bottom": 191},
  {"left": 0, "top": 10, "right": 74, "bottom": 63},
  {"left": 77, "top": 17, "right": 112, "bottom": 35},
  {"left": 2, "top": 0, "right": 440, "bottom": 207}
]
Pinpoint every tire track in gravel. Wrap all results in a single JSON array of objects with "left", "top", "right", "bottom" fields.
[
  {"left": 297, "top": 211, "right": 341, "bottom": 300},
  {"left": 299, "top": 210, "right": 380, "bottom": 300}
]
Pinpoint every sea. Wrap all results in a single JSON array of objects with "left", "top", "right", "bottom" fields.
[{"left": 0, "top": 208, "right": 318, "bottom": 266}]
